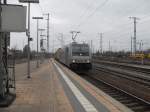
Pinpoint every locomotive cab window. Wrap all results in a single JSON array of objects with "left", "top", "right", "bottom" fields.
[{"left": 72, "top": 44, "right": 89, "bottom": 56}]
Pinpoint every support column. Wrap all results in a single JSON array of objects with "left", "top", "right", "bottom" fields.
[{"left": 27, "top": 3, "right": 31, "bottom": 78}]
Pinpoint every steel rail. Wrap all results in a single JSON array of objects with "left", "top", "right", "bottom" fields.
[
  {"left": 88, "top": 74, "right": 150, "bottom": 105},
  {"left": 95, "top": 65, "right": 150, "bottom": 87}
]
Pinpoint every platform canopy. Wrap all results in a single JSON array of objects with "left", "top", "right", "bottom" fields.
[{"left": 19, "top": 0, "right": 39, "bottom": 3}]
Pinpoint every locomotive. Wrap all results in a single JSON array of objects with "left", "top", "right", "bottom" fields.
[{"left": 55, "top": 42, "right": 92, "bottom": 70}]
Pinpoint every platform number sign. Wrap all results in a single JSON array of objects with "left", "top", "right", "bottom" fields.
[{"left": 19, "top": 0, "right": 39, "bottom": 3}]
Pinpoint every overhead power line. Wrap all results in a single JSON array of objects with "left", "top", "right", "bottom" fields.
[
  {"left": 79, "top": 0, "right": 97, "bottom": 19},
  {"left": 76, "top": 0, "right": 150, "bottom": 31},
  {"left": 77, "top": 0, "right": 109, "bottom": 28},
  {"left": 86, "top": 0, "right": 109, "bottom": 19}
]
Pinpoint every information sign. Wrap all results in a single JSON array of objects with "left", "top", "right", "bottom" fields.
[
  {"left": 19, "top": 0, "right": 39, "bottom": 3},
  {"left": 0, "top": 5, "right": 27, "bottom": 32}
]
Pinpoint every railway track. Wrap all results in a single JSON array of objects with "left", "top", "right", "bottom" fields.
[
  {"left": 93, "top": 56, "right": 150, "bottom": 65},
  {"left": 81, "top": 73, "right": 150, "bottom": 112},
  {"left": 95, "top": 64, "right": 150, "bottom": 88},
  {"left": 57, "top": 59, "right": 150, "bottom": 111},
  {"left": 91, "top": 63, "right": 150, "bottom": 102},
  {"left": 58, "top": 58, "right": 150, "bottom": 111},
  {"left": 77, "top": 60, "right": 150, "bottom": 112},
  {"left": 93, "top": 59, "right": 150, "bottom": 74}
]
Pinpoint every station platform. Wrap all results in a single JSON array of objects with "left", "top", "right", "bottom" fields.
[{"left": 0, "top": 59, "right": 133, "bottom": 112}]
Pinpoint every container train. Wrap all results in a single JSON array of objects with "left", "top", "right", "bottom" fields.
[{"left": 55, "top": 42, "right": 92, "bottom": 70}]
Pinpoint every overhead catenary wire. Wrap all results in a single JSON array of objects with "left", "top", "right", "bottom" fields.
[
  {"left": 77, "top": 0, "right": 109, "bottom": 28},
  {"left": 102, "top": 17, "right": 150, "bottom": 39},
  {"left": 76, "top": 0, "right": 150, "bottom": 31},
  {"left": 76, "top": 0, "right": 145, "bottom": 29},
  {"left": 100, "top": 0, "right": 149, "bottom": 30},
  {"left": 38, "top": 0, "right": 150, "bottom": 52},
  {"left": 78, "top": 0, "right": 97, "bottom": 19},
  {"left": 38, "top": 0, "right": 150, "bottom": 36},
  {"left": 91, "top": 16, "right": 150, "bottom": 39}
]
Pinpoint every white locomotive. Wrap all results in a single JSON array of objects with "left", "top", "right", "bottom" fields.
[{"left": 55, "top": 42, "right": 92, "bottom": 70}]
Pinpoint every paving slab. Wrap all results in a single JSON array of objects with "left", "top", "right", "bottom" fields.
[
  {"left": 0, "top": 59, "right": 73, "bottom": 112},
  {"left": 0, "top": 58, "right": 134, "bottom": 112}
]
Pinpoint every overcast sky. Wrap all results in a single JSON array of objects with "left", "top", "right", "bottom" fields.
[{"left": 8, "top": 0, "right": 150, "bottom": 52}]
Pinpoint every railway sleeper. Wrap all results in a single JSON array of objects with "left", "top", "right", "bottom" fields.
[
  {"left": 84, "top": 72, "right": 150, "bottom": 112},
  {"left": 119, "top": 99, "right": 136, "bottom": 103},
  {"left": 142, "top": 107, "right": 150, "bottom": 112},
  {"left": 102, "top": 90, "right": 117, "bottom": 93},
  {"left": 125, "top": 102, "right": 141, "bottom": 107},
  {"left": 114, "top": 96, "right": 131, "bottom": 100},
  {"left": 131, "top": 106, "right": 150, "bottom": 112},
  {"left": 108, "top": 93, "right": 122, "bottom": 97},
  {"left": 96, "top": 66, "right": 150, "bottom": 84}
]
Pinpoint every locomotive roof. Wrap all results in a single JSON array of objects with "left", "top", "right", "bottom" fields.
[
  {"left": 71, "top": 42, "right": 88, "bottom": 45},
  {"left": 62, "top": 42, "right": 89, "bottom": 49}
]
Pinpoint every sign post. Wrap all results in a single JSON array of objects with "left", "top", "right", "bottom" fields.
[{"left": 19, "top": 0, "right": 40, "bottom": 79}]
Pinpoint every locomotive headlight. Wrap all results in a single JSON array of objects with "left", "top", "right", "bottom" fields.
[{"left": 72, "top": 60, "right": 75, "bottom": 63}]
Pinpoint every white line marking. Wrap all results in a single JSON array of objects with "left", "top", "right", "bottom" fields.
[{"left": 53, "top": 62, "right": 98, "bottom": 112}]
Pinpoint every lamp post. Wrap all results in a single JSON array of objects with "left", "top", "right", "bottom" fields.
[
  {"left": 32, "top": 17, "right": 43, "bottom": 68},
  {"left": 19, "top": 0, "right": 40, "bottom": 78}
]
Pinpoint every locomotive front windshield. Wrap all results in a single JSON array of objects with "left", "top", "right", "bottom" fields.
[{"left": 72, "top": 44, "right": 89, "bottom": 56}]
